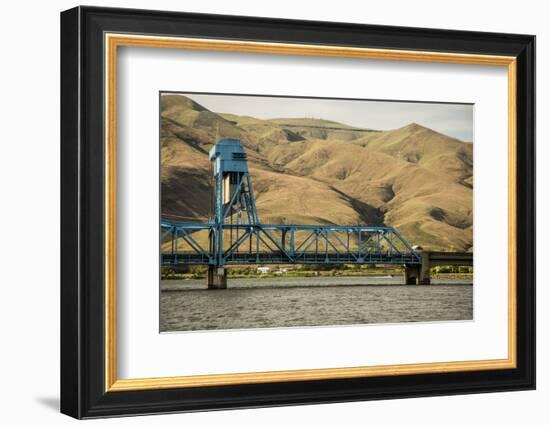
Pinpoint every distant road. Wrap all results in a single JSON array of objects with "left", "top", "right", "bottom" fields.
[{"left": 280, "top": 124, "right": 379, "bottom": 133}]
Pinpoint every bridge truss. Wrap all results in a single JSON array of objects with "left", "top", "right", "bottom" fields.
[{"left": 161, "top": 139, "right": 421, "bottom": 267}]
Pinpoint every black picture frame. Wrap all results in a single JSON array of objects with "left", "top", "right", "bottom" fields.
[{"left": 60, "top": 5, "right": 535, "bottom": 419}]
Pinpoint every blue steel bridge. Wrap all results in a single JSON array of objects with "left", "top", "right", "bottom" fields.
[{"left": 161, "top": 139, "right": 422, "bottom": 288}]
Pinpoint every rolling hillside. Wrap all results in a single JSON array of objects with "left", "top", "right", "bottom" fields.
[{"left": 160, "top": 94, "right": 473, "bottom": 252}]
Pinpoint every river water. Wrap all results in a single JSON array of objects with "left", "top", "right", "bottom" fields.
[{"left": 160, "top": 276, "right": 473, "bottom": 332}]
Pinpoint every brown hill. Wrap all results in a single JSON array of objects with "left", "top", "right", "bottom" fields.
[
  {"left": 268, "top": 117, "right": 378, "bottom": 141},
  {"left": 160, "top": 94, "right": 473, "bottom": 251}
]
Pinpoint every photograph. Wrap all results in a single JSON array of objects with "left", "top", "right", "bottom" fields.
[{"left": 159, "top": 92, "right": 474, "bottom": 332}]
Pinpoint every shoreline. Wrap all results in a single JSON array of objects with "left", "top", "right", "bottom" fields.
[
  {"left": 161, "top": 275, "right": 473, "bottom": 292},
  {"left": 162, "top": 272, "right": 473, "bottom": 280}
]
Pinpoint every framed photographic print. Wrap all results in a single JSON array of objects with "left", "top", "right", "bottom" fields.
[{"left": 60, "top": 6, "right": 535, "bottom": 419}]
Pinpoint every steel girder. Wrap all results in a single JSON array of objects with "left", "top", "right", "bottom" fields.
[{"left": 160, "top": 222, "right": 421, "bottom": 266}]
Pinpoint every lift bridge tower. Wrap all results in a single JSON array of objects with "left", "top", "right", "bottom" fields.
[
  {"left": 208, "top": 139, "right": 259, "bottom": 288},
  {"left": 161, "top": 138, "right": 421, "bottom": 289}
]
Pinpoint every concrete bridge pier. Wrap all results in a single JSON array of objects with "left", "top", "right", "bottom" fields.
[
  {"left": 207, "top": 265, "right": 227, "bottom": 289},
  {"left": 419, "top": 251, "right": 431, "bottom": 285},
  {"left": 404, "top": 253, "right": 431, "bottom": 285},
  {"left": 404, "top": 264, "right": 421, "bottom": 285}
]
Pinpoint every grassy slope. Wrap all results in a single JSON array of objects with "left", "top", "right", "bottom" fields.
[{"left": 160, "top": 94, "right": 473, "bottom": 251}]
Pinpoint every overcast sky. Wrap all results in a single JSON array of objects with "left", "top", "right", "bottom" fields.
[{"left": 165, "top": 92, "right": 473, "bottom": 142}]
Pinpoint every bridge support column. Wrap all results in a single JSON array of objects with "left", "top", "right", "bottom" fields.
[
  {"left": 207, "top": 266, "right": 227, "bottom": 289},
  {"left": 404, "top": 265, "right": 421, "bottom": 285},
  {"left": 419, "top": 252, "right": 431, "bottom": 285}
]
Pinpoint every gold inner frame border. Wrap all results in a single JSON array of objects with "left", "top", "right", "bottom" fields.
[{"left": 104, "top": 33, "right": 517, "bottom": 392}]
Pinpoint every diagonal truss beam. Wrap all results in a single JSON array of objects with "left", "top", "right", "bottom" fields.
[{"left": 160, "top": 223, "right": 421, "bottom": 266}]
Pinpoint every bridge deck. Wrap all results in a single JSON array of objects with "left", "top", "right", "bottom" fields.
[
  {"left": 161, "top": 252, "right": 421, "bottom": 266},
  {"left": 161, "top": 222, "right": 422, "bottom": 266}
]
